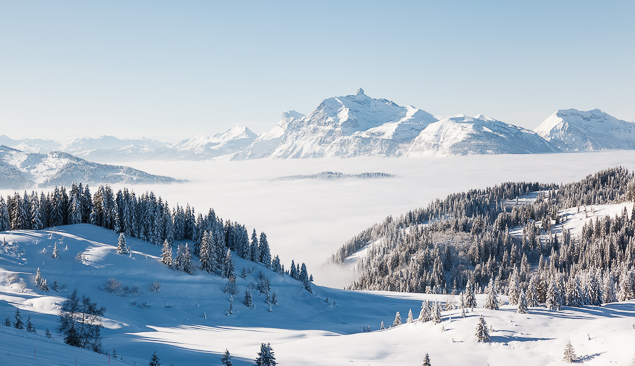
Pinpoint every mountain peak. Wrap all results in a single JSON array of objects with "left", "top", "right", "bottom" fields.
[{"left": 356, "top": 88, "right": 365, "bottom": 95}]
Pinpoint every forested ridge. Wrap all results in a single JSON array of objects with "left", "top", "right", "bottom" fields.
[
  {"left": 333, "top": 167, "right": 635, "bottom": 307},
  {"left": 0, "top": 184, "right": 313, "bottom": 288}
]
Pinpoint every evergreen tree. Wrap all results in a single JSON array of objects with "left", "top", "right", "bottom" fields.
[
  {"left": 546, "top": 278, "right": 562, "bottom": 311},
  {"left": 45, "top": 328, "right": 52, "bottom": 338},
  {"left": 392, "top": 311, "right": 402, "bottom": 327},
  {"left": 26, "top": 315, "right": 36, "bottom": 333},
  {"left": 221, "top": 349, "right": 233, "bottom": 366},
  {"left": 475, "top": 316, "right": 490, "bottom": 343},
  {"left": 161, "top": 240, "right": 173, "bottom": 268},
  {"left": 407, "top": 309, "right": 414, "bottom": 323},
  {"left": 380, "top": 321, "right": 385, "bottom": 330},
  {"left": 244, "top": 289, "right": 253, "bottom": 308},
  {"left": 199, "top": 230, "right": 215, "bottom": 273},
  {"left": 13, "top": 308, "right": 23, "bottom": 329},
  {"left": 223, "top": 249, "right": 236, "bottom": 280},
  {"left": 563, "top": 341, "right": 576, "bottom": 363},
  {"left": 603, "top": 273, "right": 617, "bottom": 304},
  {"left": 175, "top": 243, "right": 193, "bottom": 274},
  {"left": 4, "top": 316, "right": 10, "bottom": 326},
  {"left": 254, "top": 343, "right": 277, "bottom": 366},
  {"left": 58, "top": 290, "right": 105, "bottom": 351},
  {"left": 507, "top": 270, "right": 520, "bottom": 306},
  {"left": 618, "top": 268, "right": 634, "bottom": 301},
  {"left": 149, "top": 351, "right": 161, "bottom": 366},
  {"left": 52, "top": 242, "right": 59, "bottom": 259},
  {"left": 419, "top": 300, "right": 431, "bottom": 322},
  {"left": 484, "top": 278, "right": 499, "bottom": 310},
  {"left": 422, "top": 353, "right": 431, "bottom": 366},
  {"left": 116, "top": 233, "right": 129, "bottom": 255},
  {"left": 465, "top": 277, "right": 477, "bottom": 310},
  {"left": 250, "top": 229, "right": 260, "bottom": 263},
  {"left": 432, "top": 302, "right": 442, "bottom": 324},
  {"left": 259, "top": 232, "right": 271, "bottom": 267},
  {"left": 517, "top": 290, "right": 528, "bottom": 314},
  {"left": 34, "top": 267, "right": 43, "bottom": 288}
]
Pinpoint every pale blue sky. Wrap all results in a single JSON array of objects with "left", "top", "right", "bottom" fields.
[{"left": 1, "top": 1, "right": 634, "bottom": 141}]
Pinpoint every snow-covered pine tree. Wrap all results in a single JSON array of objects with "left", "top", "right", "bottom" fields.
[
  {"left": 40, "top": 279, "right": 49, "bottom": 292},
  {"left": 3, "top": 317, "right": 10, "bottom": 326},
  {"left": 148, "top": 351, "right": 160, "bottom": 366},
  {"left": 259, "top": 232, "right": 271, "bottom": 268},
  {"left": 618, "top": 268, "right": 634, "bottom": 301},
  {"left": 161, "top": 240, "right": 173, "bottom": 268},
  {"left": 422, "top": 353, "right": 431, "bottom": 366},
  {"left": 432, "top": 302, "right": 442, "bottom": 324},
  {"left": 484, "top": 278, "right": 499, "bottom": 310},
  {"left": 419, "top": 300, "right": 431, "bottom": 322},
  {"left": 199, "top": 230, "right": 214, "bottom": 273},
  {"left": 271, "top": 255, "right": 281, "bottom": 274},
  {"left": 227, "top": 295, "right": 234, "bottom": 315},
  {"left": 407, "top": 309, "right": 414, "bottom": 323},
  {"left": 392, "top": 311, "right": 402, "bottom": 327},
  {"left": 52, "top": 242, "right": 59, "bottom": 259},
  {"left": 221, "top": 349, "right": 233, "bottom": 366},
  {"left": 525, "top": 276, "right": 538, "bottom": 307},
  {"left": 13, "top": 308, "right": 23, "bottom": 329},
  {"left": 380, "top": 321, "right": 385, "bottom": 330},
  {"left": 254, "top": 343, "right": 276, "bottom": 366},
  {"left": 603, "top": 272, "right": 617, "bottom": 303},
  {"left": 176, "top": 243, "right": 193, "bottom": 274},
  {"left": 243, "top": 289, "right": 253, "bottom": 308},
  {"left": 465, "top": 277, "right": 477, "bottom": 310},
  {"left": 26, "top": 315, "right": 36, "bottom": 333},
  {"left": 34, "top": 267, "right": 43, "bottom": 288},
  {"left": 250, "top": 229, "right": 260, "bottom": 263},
  {"left": 563, "top": 341, "right": 576, "bottom": 363},
  {"left": 546, "top": 277, "right": 562, "bottom": 311},
  {"left": 223, "top": 249, "right": 235, "bottom": 280},
  {"left": 517, "top": 290, "right": 528, "bottom": 314},
  {"left": 507, "top": 270, "right": 520, "bottom": 306},
  {"left": 475, "top": 315, "right": 490, "bottom": 343},
  {"left": 116, "top": 233, "right": 129, "bottom": 255}
]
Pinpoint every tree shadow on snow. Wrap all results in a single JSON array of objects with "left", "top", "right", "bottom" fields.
[
  {"left": 489, "top": 331, "right": 554, "bottom": 344},
  {"left": 577, "top": 352, "right": 605, "bottom": 362}
]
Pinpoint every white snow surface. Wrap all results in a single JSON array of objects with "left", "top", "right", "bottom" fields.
[
  {"left": 535, "top": 109, "right": 635, "bottom": 151},
  {"left": 0, "top": 146, "right": 179, "bottom": 189},
  {"left": 407, "top": 115, "right": 557, "bottom": 156},
  {"left": 1, "top": 225, "right": 634, "bottom": 365},
  {"left": 233, "top": 89, "right": 438, "bottom": 159}
]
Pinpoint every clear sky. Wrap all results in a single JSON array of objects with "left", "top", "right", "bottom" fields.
[{"left": 1, "top": 1, "right": 634, "bottom": 142}]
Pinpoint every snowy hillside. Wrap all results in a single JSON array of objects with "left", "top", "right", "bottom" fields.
[
  {"left": 535, "top": 109, "right": 635, "bottom": 151},
  {"left": 60, "top": 136, "right": 167, "bottom": 162},
  {"left": 407, "top": 115, "right": 557, "bottom": 156},
  {"left": 163, "top": 125, "right": 257, "bottom": 160},
  {"left": 1, "top": 224, "right": 634, "bottom": 365},
  {"left": 0, "top": 135, "right": 61, "bottom": 154},
  {"left": 0, "top": 146, "right": 180, "bottom": 189},
  {"left": 233, "top": 88, "right": 438, "bottom": 159}
]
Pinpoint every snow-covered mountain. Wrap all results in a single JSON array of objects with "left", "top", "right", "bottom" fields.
[
  {"left": 233, "top": 88, "right": 438, "bottom": 159},
  {"left": 0, "top": 135, "right": 61, "bottom": 154},
  {"left": 0, "top": 146, "right": 180, "bottom": 189},
  {"left": 163, "top": 125, "right": 257, "bottom": 160},
  {"left": 534, "top": 109, "right": 635, "bottom": 151},
  {"left": 406, "top": 115, "right": 558, "bottom": 156}
]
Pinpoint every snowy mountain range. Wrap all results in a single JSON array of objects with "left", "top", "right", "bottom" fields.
[
  {"left": 3, "top": 91, "right": 635, "bottom": 161},
  {"left": 0, "top": 146, "right": 180, "bottom": 189},
  {"left": 534, "top": 108, "right": 635, "bottom": 151}
]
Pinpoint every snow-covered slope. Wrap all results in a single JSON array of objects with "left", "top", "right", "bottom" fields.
[
  {"left": 535, "top": 109, "right": 635, "bottom": 151},
  {"left": 60, "top": 136, "right": 167, "bottom": 162},
  {"left": 164, "top": 125, "right": 257, "bottom": 160},
  {"left": 407, "top": 115, "right": 558, "bottom": 156},
  {"left": 233, "top": 89, "right": 438, "bottom": 159},
  {"left": 0, "top": 146, "right": 180, "bottom": 189},
  {"left": 1, "top": 225, "right": 634, "bottom": 365},
  {"left": 0, "top": 135, "right": 61, "bottom": 154}
]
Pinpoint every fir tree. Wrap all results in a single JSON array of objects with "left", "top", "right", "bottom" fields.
[
  {"left": 517, "top": 290, "right": 528, "bottom": 314},
  {"left": 14, "top": 308, "right": 23, "bottom": 329},
  {"left": 223, "top": 249, "right": 236, "bottom": 280},
  {"left": 475, "top": 316, "right": 490, "bottom": 343},
  {"left": 603, "top": 273, "right": 617, "bottom": 304},
  {"left": 26, "top": 315, "right": 36, "bottom": 333},
  {"left": 546, "top": 278, "right": 562, "bottom": 311},
  {"left": 465, "top": 277, "right": 477, "bottom": 310},
  {"left": 116, "top": 233, "right": 129, "bottom": 255},
  {"left": 199, "top": 230, "right": 215, "bottom": 273},
  {"left": 221, "top": 349, "right": 233, "bottom": 366},
  {"left": 422, "top": 353, "right": 431, "bottom": 366},
  {"left": 259, "top": 232, "right": 271, "bottom": 268},
  {"left": 34, "top": 267, "right": 43, "bottom": 288},
  {"left": 507, "top": 270, "right": 520, "bottom": 306},
  {"left": 243, "top": 289, "right": 253, "bottom": 308},
  {"left": 254, "top": 343, "right": 276, "bottom": 366},
  {"left": 432, "top": 302, "right": 442, "bottom": 324},
  {"left": 45, "top": 328, "right": 53, "bottom": 338},
  {"left": 618, "top": 268, "right": 634, "bottom": 301},
  {"left": 484, "top": 278, "right": 499, "bottom": 310},
  {"left": 392, "top": 311, "right": 402, "bottom": 327},
  {"left": 4, "top": 317, "right": 10, "bottom": 326},
  {"left": 419, "top": 300, "right": 431, "bottom": 322},
  {"left": 149, "top": 351, "right": 161, "bottom": 366},
  {"left": 563, "top": 341, "right": 576, "bottom": 363},
  {"left": 407, "top": 309, "right": 414, "bottom": 323},
  {"left": 52, "top": 242, "right": 59, "bottom": 259},
  {"left": 380, "top": 321, "right": 385, "bottom": 330},
  {"left": 161, "top": 240, "right": 173, "bottom": 268}
]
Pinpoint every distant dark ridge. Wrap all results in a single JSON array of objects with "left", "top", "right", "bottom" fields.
[{"left": 276, "top": 171, "right": 394, "bottom": 181}]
